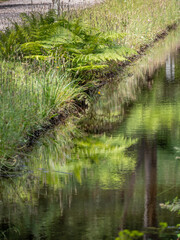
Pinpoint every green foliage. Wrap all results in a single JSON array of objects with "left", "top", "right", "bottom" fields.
[
  {"left": 115, "top": 229, "right": 143, "bottom": 240},
  {"left": 0, "top": 30, "right": 20, "bottom": 59},
  {"left": 0, "top": 11, "right": 135, "bottom": 73},
  {"left": 0, "top": 61, "right": 84, "bottom": 168},
  {"left": 159, "top": 222, "right": 168, "bottom": 231},
  {"left": 0, "top": 226, "right": 20, "bottom": 240},
  {"left": 160, "top": 197, "right": 180, "bottom": 214}
]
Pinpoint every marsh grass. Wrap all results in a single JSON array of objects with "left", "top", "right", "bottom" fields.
[
  {"left": 0, "top": 60, "right": 84, "bottom": 168},
  {"left": 77, "top": 0, "right": 180, "bottom": 50}
]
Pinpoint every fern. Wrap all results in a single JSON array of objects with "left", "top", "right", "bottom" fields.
[
  {"left": 0, "top": 30, "right": 19, "bottom": 59},
  {"left": 70, "top": 64, "right": 109, "bottom": 72},
  {"left": 0, "top": 10, "right": 136, "bottom": 72}
]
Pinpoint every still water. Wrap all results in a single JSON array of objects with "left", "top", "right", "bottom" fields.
[{"left": 0, "top": 29, "right": 180, "bottom": 239}]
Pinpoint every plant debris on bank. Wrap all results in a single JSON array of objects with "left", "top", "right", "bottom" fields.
[{"left": 0, "top": 0, "right": 179, "bottom": 171}]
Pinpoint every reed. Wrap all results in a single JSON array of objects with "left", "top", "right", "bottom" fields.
[
  {"left": 0, "top": 60, "right": 84, "bottom": 169},
  {"left": 77, "top": 0, "right": 180, "bottom": 50}
]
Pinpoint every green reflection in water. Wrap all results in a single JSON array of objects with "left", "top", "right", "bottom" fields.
[
  {"left": 73, "top": 135, "right": 137, "bottom": 188},
  {"left": 26, "top": 131, "right": 137, "bottom": 189},
  {"left": 0, "top": 120, "right": 137, "bottom": 198},
  {"left": 0, "top": 123, "right": 137, "bottom": 239},
  {"left": 122, "top": 65, "right": 180, "bottom": 138},
  {"left": 81, "top": 25, "right": 180, "bottom": 134}
]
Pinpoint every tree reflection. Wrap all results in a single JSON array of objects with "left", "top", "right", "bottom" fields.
[
  {"left": 166, "top": 53, "right": 175, "bottom": 81},
  {"left": 143, "top": 138, "right": 158, "bottom": 240}
]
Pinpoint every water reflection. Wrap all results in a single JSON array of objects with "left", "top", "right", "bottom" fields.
[
  {"left": 0, "top": 28, "right": 180, "bottom": 239},
  {"left": 166, "top": 53, "right": 175, "bottom": 81},
  {"left": 143, "top": 138, "right": 158, "bottom": 240},
  {"left": 80, "top": 27, "right": 180, "bottom": 134}
]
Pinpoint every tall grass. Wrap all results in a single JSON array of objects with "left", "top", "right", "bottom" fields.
[
  {"left": 0, "top": 61, "right": 84, "bottom": 169},
  {"left": 77, "top": 0, "right": 180, "bottom": 50}
]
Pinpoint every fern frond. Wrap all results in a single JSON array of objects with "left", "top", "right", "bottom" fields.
[
  {"left": 0, "top": 30, "right": 19, "bottom": 58},
  {"left": 100, "top": 31, "right": 126, "bottom": 42},
  {"left": 24, "top": 55, "right": 52, "bottom": 60},
  {"left": 70, "top": 64, "right": 109, "bottom": 71},
  {"left": 0, "top": 10, "right": 136, "bottom": 75},
  {"left": 21, "top": 41, "right": 48, "bottom": 55}
]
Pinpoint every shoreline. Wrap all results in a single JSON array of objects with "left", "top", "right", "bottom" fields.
[
  {"left": 1, "top": 21, "right": 179, "bottom": 174},
  {"left": 0, "top": 0, "right": 180, "bottom": 172}
]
